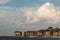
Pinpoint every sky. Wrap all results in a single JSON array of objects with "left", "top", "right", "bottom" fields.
[
  {"left": 0, "top": 0, "right": 60, "bottom": 36},
  {"left": 0, "top": 0, "right": 60, "bottom": 7}
]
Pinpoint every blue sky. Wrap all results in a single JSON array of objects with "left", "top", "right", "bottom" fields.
[
  {"left": 0, "top": 0, "right": 60, "bottom": 36},
  {"left": 0, "top": 0, "right": 60, "bottom": 7}
]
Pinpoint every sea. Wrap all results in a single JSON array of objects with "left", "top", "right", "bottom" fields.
[{"left": 0, "top": 36, "right": 60, "bottom": 40}]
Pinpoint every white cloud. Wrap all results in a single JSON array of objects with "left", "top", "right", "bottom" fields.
[
  {"left": 0, "top": 0, "right": 12, "bottom": 4},
  {"left": 21, "top": 2, "right": 60, "bottom": 24}
]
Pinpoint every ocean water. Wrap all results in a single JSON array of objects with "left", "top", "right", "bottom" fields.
[{"left": 0, "top": 36, "right": 60, "bottom": 40}]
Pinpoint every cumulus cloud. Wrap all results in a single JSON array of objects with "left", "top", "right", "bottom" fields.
[
  {"left": 0, "top": 0, "right": 12, "bottom": 4},
  {"left": 21, "top": 2, "right": 60, "bottom": 25}
]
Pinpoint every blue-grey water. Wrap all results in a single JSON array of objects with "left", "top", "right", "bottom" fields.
[{"left": 0, "top": 36, "right": 60, "bottom": 40}]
